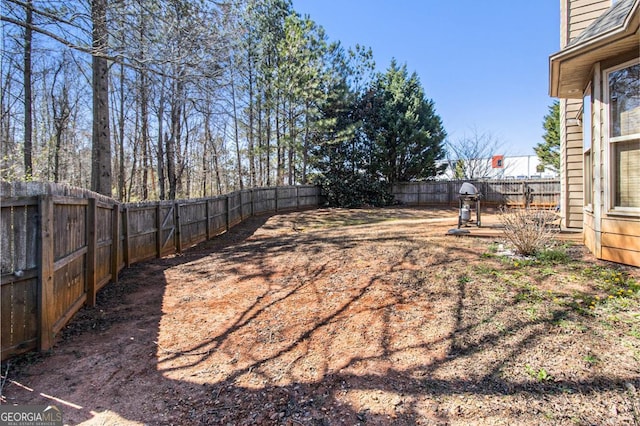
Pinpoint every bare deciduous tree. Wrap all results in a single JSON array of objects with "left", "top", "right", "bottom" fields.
[{"left": 446, "top": 129, "right": 506, "bottom": 180}]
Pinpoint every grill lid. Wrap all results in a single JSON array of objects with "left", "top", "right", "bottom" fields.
[{"left": 459, "top": 182, "right": 479, "bottom": 196}]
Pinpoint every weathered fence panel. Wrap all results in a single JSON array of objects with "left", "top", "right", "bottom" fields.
[
  {"left": 50, "top": 197, "right": 88, "bottom": 336},
  {"left": 253, "top": 188, "right": 277, "bottom": 214},
  {"left": 227, "top": 192, "right": 242, "bottom": 228},
  {"left": 0, "top": 197, "right": 40, "bottom": 359},
  {"left": 158, "top": 202, "right": 177, "bottom": 257},
  {"left": 1, "top": 183, "right": 321, "bottom": 360},
  {"left": 180, "top": 200, "right": 208, "bottom": 250},
  {"left": 126, "top": 205, "right": 158, "bottom": 264},
  {"left": 95, "top": 202, "right": 114, "bottom": 292},
  {"left": 298, "top": 185, "right": 321, "bottom": 208},
  {"left": 241, "top": 190, "right": 253, "bottom": 220},
  {"left": 392, "top": 179, "right": 560, "bottom": 208},
  {"left": 208, "top": 197, "right": 228, "bottom": 237},
  {"left": 277, "top": 187, "right": 298, "bottom": 211}
]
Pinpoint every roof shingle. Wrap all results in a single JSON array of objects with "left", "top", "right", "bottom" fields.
[{"left": 568, "top": 0, "right": 637, "bottom": 47}]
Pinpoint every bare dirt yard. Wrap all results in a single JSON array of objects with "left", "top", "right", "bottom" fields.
[{"left": 2, "top": 207, "right": 640, "bottom": 425}]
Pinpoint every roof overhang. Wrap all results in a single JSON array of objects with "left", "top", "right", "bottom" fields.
[{"left": 549, "top": 0, "right": 640, "bottom": 99}]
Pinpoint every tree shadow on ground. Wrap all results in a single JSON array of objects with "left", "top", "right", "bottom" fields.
[{"left": 2, "top": 210, "right": 639, "bottom": 425}]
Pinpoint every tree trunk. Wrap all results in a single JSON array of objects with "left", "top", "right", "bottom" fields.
[
  {"left": 140, "top": 73, "right": 149, "bottom": 200},
  {"left": 247, "top": 56, "right": 256, "bottom": 188},
  {"left": 91, "top": 0, "right": 112, "bottom": 196},
  {"left": 276, "top": 101, "right": 283, "bottom": 185},
  {"left": 229, "top": 62, "right": 243, "bottom": 190},
  {"left": 118, "top": 61, "right": 126, "bottom": 201},
  {"left": 265, "top": 99, "right": 271, "bottom": 186},
  {"left": 288, "top": 104, "right": 294, "bottom": 185},
  {"left": 127, "top": 134, "right": 138, "bottom": 202},
  {"left": 50, "top": 61, "right": 69, "bottom": 183},
  {"left": 166, "top": 77, "right": 181, "bottom": 200},
  {"left": 138, "top": 1, "right": 150, "bottom": 200},
  {"left": 156, "top": 82, "right": 166, "bottom": 200},
  {"left": 302, "top": 102, "right": 310, "bottom": 183},
  {"left": 23, "top": 0, "right": 33, "bottom": 178},
  {"left": 257, "top": 96, "right": 264, "bottom": 186}
]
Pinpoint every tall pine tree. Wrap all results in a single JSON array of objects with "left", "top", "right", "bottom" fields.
[{"left": 362, "top": 60, "right": 446, "bottom": 184}]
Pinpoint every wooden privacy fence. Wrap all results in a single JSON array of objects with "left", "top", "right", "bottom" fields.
[
  {"left": 0, "top": 182, "right": 320, "bottom": 360},
  {"left": 392, "top": 179, "right": 560, "bottom": 208}
]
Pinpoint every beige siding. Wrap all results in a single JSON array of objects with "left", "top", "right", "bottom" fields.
[
  {"left": 564, "top": 98, "right": 585, "bottom": 229},
  {"left": 601, "top": 216, "right": 640, "bottom": 266},
  {"left": 583, "top": 212, "right": 597, "bottom": 254},
  {"left": 602, "top": 217, "right": 640, "bottom": 266},
  {"left": 559, "top": 0, "right": 611, "bottom": 230},
  {"left": 558, "top": 0, "right": 640, "bottom": 267},
  {"left": 567, "top": 1, "right": 612, "bottom": 43}
]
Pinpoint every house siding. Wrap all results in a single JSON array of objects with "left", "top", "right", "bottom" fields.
[
  {"left": 561, "top": 98, "right": 585, "bottom": 229},
  {"left": 556, "top": 0, "right": 639, "bottom": 267},
  {"left": 584, "top": 211, "right": 597, "bottom": 254},
  {"left": 559, "top": 0, "right": 612, "bottom": 230},
  {"left": 569, "top": 0, "right": 613, "bottom": 39},
  {"left": 593, "top": 59, "right": 640, "bottom": 267},
  {"left": 601, "top": 218, "right": 640, "bottom": 266}
]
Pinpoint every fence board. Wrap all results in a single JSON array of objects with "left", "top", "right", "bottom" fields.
[
  {"left": 38, "top": 196, "right": 55, "bottom": 351},
  {"left": 180, "top": 201, "right": 208, "bottom": 249},
  {"left": 1, "top": 207, "right": 13, "bottom": 273},
  {"left": 0, "top": 277, "right": 39, "bottom": 359},
  {"left": 277, "top": 187, "right": 298, "bottom": 211},
  {"left": 253, "top": 188, "right": 277, "bottom": 214},
  {"left": 52, "top": 254, "right": 85, "bottom": 331},
  {"left": 228, "top": 192, "right": 242, "bottom": 227},
  {"left": 241, "top": 190, "right": 253, "bottom": 220},
  {"left": 53, "top": 202, "right": 86, "bottom": 262},
  {"left": 96, "top": 205, "right": 113, "bottom": 289},
  {"left": 208, "top": 198, "right": 228, "bottom": 236}
]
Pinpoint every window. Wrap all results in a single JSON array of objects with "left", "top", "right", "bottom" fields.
[
  {"left": 606, "top": 60, "right": 640, "bottom": 211},
  {"left": 583, "top": 86, "right": 592, "bottom": 208}
]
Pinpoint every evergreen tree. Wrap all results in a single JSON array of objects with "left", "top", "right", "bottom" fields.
[
  {"left": 362, "top": 60, "right": 446, "bottom": 184},
  {"left": 535, "top": 100, "right": 560, "bottom": 172}
]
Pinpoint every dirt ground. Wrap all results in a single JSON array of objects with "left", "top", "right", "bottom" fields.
[{"left": 2, "top": 207, "right": 639, "bottom": 425}]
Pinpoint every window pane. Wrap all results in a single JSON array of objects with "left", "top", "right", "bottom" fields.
[
  {"left": 584, "top": 91, "right": 591, "bottom": 151},
  {"left": 609, "top": 63, "right": 640, "bottom": 138},
  {"left": 584, "top": 150, "right": 592, "bottom": 206},
  {"left": 615, "top": 140, "right": 640, "bottom": 208}
]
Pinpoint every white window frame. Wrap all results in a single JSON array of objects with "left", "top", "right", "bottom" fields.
[
  {"left": 583, "top": 84, "right": 593, "bottom": 212},
  {"left": 604, "top": 58, "right": 640, "bottom": 215}
]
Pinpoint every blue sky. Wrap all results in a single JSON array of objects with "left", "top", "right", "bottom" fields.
[{"left": 291, "top": 1, "right": 561, "bottom": 156}]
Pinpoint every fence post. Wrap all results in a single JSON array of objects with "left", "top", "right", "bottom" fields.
[
  {"left": 250, "top": 189, "right": 255, "bottom": 217},
  {"left": 37, "top": 195, "right": 55, "bottom": 351},
  {"left": 86, "top": 198, "right": 97, "bottom": 307},
  {"left": 275, "top": 187, "right": 279, "bottom": 213},
  {"left": 111, "top": 203, "right": 120, "bottom": 284},
  {"left": 226, "top": 195, "right": 231, "bottom": 231},
  {"left": 205, "top": 199, "right": 212, "bottom": 239},
  {"left": 156, "top": 203, "right": 163, "bottom": 257},
  {"left": 174, "top": 201, "right": 182, "bottom": 253},
  {"left": 123, "top": 206, "right": 131, "bottom": 267}
]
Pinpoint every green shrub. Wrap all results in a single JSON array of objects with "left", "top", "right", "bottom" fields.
[{"left": 316, "top": 173, "right": 395, "bottom": 208}]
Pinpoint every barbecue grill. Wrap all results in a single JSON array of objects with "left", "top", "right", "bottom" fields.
[{"left": 458, "top": 182, "right": 481, "bottom": 228}]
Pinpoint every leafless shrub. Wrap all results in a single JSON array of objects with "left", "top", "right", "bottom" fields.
[{"left": 500, "top": 208, "right": 557, "bottom": 256}]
